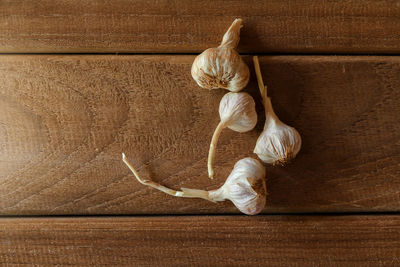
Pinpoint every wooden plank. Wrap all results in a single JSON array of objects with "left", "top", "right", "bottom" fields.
[
  {"left": 0, "top": 215, "right": 399, "bottom": 266},
  {"left": 1, "top": 0, "right": 400, "bottom": 54},
  {"left": 1, "top": 55, "right": 400, "bottom": 215}
]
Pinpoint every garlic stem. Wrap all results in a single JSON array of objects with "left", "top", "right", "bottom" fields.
[
  {"left": 219, "top": 18, "right": 242, "bottom": 49},
  {"left": 123, "top": 153, "right": 217, "bottom": 201},
  {"left": 252, "top": 56, "right": 278, "bottom": 121},
  {"left": 181, "top": 188, "right": 215, "bottom": 203},
  {"left": 122, "top": 153, "right": 184, "bottom": 197},
  {"left": 263, "top": 95, "right": 280, "bottom": 124},
  {"left": 252, "top": 56, "right": 267, "bottom": 101},
  {"left": 207, "top": 120, "right": 227, "bottom": 179}
]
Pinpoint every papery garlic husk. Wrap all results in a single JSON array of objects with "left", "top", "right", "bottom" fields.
[
  {"left": 254, "top": 97, "right": 302, "bottom": 165},
  {"left": 191, "top": 18, "right": 250, "bottom": 92},
  {"left": 208, "top": 92, "right": 257, "bottom": 179},
  {"left": 122, "top": 154, "right": 267, "bottom": 215}
]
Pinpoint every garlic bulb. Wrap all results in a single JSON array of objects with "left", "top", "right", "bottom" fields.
[
  {"left": 191, "top": 18, "right": 250, "bottom": 92},
  {"left": 252, "top": 56, "right": 302, "bottom": 165},
  {"left": 208, "top": 92, "right": 257, "bottom": 179},
  {"left": 122, "top": 154, "right": 266, "bottom": 215}
]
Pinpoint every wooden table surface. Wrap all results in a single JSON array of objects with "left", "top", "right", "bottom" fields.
[{"left": 1, "top": 1, "right": 400, "bottom": 266}]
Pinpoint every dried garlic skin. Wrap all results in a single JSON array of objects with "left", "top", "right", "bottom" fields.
[
  {"left": 254, "top": 98, "right": 302, "bottom": 165},
  {"left": 209, "top": 157, "right": 267, "bottom": 215},
  {"left": 191, "top": 18, "right": 250, "bottom": 92},
  {"left": 219, "top": 92, "right": 257, "bottom": 132}
]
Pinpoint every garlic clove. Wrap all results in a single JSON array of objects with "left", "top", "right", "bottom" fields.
[
  {"left": 252, "top": 56, "right": 302, "bottom": 165},
  {"left": 208, "top": 92, "right": 257, "bottom": 179},
  {"left": 122, "top": 154, "right": 267, "bottom": 215},
  {"left": 191, "top": 19, "right": 250, "bottom": 92}
]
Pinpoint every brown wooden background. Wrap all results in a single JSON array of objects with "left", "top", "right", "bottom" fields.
[{"left": 1, "top": 1, "right": 400, "bottom": 266}]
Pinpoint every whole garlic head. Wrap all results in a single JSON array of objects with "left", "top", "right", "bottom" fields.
[
  {"left": 254, "top": 98, "right": 302, "bottom": 164},
  {"left": 252, "top": 56, "right": 302, "bottom": 165},
  {"left": 219, "top": 92, "right": 257, "bottom": 132},
  {"left": 208, "top": 92, "right": 257, "bottom": 179},
  {"left": 208, "top": 157, "right": 267, "bottom": 215},
  {"left": 191, "top": 18, "right": 250, "bottom": 92}
]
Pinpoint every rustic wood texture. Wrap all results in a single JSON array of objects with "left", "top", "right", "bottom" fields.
[
  {"left": 1, "top": 55, "right": 400, "bottom": 215},
  {"left": 0, "top": 215, "right": 399, "bottom": 266},
  {"left": 1, "top": 0, "right": 400, "bottom": 54}
]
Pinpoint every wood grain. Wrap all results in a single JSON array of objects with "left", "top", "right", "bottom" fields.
[
  {"left": 0, "top": 55, "right": 400, "bottom": 215},
  {"left": 1, "top": 0, "right": 400, "bottom": 53},
  {"left": 0, "top": 215, "right": 399, "bottom": 266}
]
